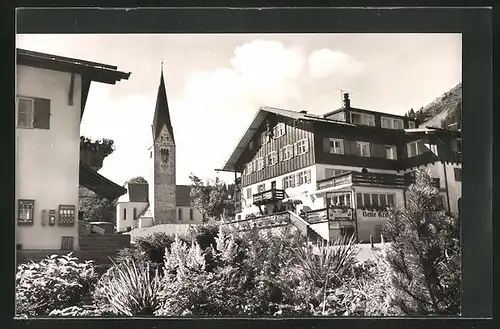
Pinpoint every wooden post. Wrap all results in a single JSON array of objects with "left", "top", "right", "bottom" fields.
[{"left": 370, "top": 235, "right": 374, "bottom": 249}]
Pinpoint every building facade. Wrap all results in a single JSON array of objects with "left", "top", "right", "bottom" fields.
[
  {"left": 221, "top": 94, "right": 462, "bottom": 243},
  {"left": 15, "top": 49, "right": 130, "bottom": 250}
]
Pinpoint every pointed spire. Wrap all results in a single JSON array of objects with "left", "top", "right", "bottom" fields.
[{"left": 152, "top": 61, "right": 175, "bottom": 143}]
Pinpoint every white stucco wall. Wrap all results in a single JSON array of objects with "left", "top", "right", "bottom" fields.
[
  {"left": 15, "top": 65, "right": 82, "bottom": 250},
  {"left": 116, "top": 201, "right": 149, "bottom": 232},
  {"left": 176, "top": 206, "right": 204, "bottom": 224}
]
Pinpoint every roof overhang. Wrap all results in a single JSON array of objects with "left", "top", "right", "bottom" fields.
[
  {"left": 79, "top": 163, "right": 127, "bottom": 201},
  {"left": 309, "top": 184, "right": 353, "bottom": 196},
  {"left": 404, "top": 126, "right": 461, "bottom": 137},
  {"left": 17, "top": 48, "right": 131, "bottom": 118}
]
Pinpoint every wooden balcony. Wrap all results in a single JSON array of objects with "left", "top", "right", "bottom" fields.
[
  {"left": 317, "top": 172, "right": 440, "bottom": 190},
  {"left": 253, "top": 189, "right": 285, "bottom": 205}
]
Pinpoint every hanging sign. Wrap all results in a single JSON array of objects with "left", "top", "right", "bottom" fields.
[{"left": 357, "top": 209, "right": 389, "bottom": 221}]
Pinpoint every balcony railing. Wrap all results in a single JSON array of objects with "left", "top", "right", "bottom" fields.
[
  {"left": 225, "top": 211, "right": 291, "bottom": 230},
  {"left": 317, "top": 172, "right": 440, "bottom": 190},
  {"left": 253, "top": 189, "right": 285, "bottom": 205}
]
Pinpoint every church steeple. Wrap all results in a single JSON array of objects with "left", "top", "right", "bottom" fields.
[{"left": 152, "top": 61, "right": 175, "bottom": 143}]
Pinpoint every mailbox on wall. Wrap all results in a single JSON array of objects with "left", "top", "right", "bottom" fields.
[
  {"left": 49, "top": 210, "right": 56, "bottom": 226},
  {"left": 58, "top": 205, "right": 76, "bottom": 226}
]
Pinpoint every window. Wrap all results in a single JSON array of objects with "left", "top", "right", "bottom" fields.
[
  {"left": 329, "top": 138, "right": 344, "bottom": 154},
  {"left": 381, "top": 116, "right": 404, "bottom": 130},
  {"left": 350, "top": 112, "right": 375, "bottom": 126},
  {"left": 178, "top": 208, "right": 183, "bottom": 221},
  {"left": 123, "top": 208, "right": 127, "bottom": 220},
  {"left": 248, "top": 141, "right": 254, "bottom": 150},
  {"left": 18, "top": 199, "right": 35, "bottom": 225},
  {"left": 356, "top": 141, "right": 371, "bottom": 157},
  {"left": 17, "top": 97, "right": 52, "bottom": 129},
  {"left": 454, "top": 168, "right": 462, "bottom": 182},
  {"left": 267, "top": 151, "right": 278, "bottom": 166},
  {"left": 257, "top": 184, "right": 265, "bottom": 192},
  {"left": 246, "top": 188, "right": 252, "bottom": 199},
  {"left": 160, "top": 148, "right": 169, "bottom": 163},
  {"left": 357, "top": 193, "right": 395, "bottom": 208},
  {"left": 280, "top": 145, "right": 293, "bottom": 161},
  {"left": 189, "top": 208, "right": 194, "bottom": 221},
  {"left": 296, "top": 170, "right": 311, "bottom": 186},
  {"left": 295, "top": 139, "right": 309, "bottom": 155},
  {"left": 408, "top": 121, "right": 416, "bottom": 129},
  {"left": 327, "top": 192, "right": 351, "bottom": 207},
  {"left": 261, "top": 131, "right": 269, "bottom": 144},
  {"left": 133, "top": 208, "right": 137, "bottom": 220},
  {"left": 407, "top": 140, "right": 425, "bottom": 157},
  {"left": 384, "top": 145, "right": 397, "bottom": 160},
  {"left": 271, "top": 181, "right": 276, "bottom": 189},
  {"left": 253, "top": 157, "right": 264, "bottom": 171},
  {"left": 273, "top": 122, "right": 286, "bottom": 138},
  {"left": 282, "top": 174, "right": 295, "bottom": 189},
  {"left": 245, "top": 162, "right": 253, "bottom": 175}
]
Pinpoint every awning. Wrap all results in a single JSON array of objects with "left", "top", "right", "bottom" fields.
[{"left": 309, "top": 184, "right": 352, "bottom": 196}]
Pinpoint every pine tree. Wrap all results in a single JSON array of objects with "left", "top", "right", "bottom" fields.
[{"left": 384, "top": 169, "right": 460, "bottom": 315}]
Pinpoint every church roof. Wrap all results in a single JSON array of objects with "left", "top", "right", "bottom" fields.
[{"left": 152, "top": 70, "right": 175, "bottom": 143}]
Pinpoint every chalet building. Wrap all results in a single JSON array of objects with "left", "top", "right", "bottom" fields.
[
  {"left": 220, "top": 93, "right": 462, "bottom": 244},
  {"left": 115, "top": 66, "right": 203, "bottom": 232},
  {"left": 15, "top": 48, "right": 130, "bottom": 251}
]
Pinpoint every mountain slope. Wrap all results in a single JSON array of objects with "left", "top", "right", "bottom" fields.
[{"left": 407, "top": 82, "right": 462, "bottom": 130}]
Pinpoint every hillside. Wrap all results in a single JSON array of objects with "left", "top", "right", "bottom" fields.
[{"left": 406, "top": 82, "right": 462, "bottom": 130}]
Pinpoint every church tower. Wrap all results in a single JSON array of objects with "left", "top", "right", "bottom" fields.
[{"left": 150, "top": 64, "right": 176, "bottom": 224}]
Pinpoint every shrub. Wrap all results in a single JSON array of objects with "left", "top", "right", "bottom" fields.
[
  {"left": 384, "top": 169, "right": 461, "bottom": 315},
  {"left": 49, "top": 305, "right": 109, "bottom": 317},
  {"left": 94, "top": 259, "right": 163, "bottom": 316},
  {"left": 16, "top": 253, "right": 97, "bottom": 317},
  {"left": 188, "top": 223, "right": 221, "bottom": 250}
]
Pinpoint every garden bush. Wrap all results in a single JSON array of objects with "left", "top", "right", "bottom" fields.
[
  {"left": 16, "top": 253, "right": 97, "bottom": 317},
  {"left": 93, "top": 259, "right": 163, "bottom": 316}
]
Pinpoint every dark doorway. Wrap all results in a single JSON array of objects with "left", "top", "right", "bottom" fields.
[{"left": 271, "top": 181, "right": 276, "bottom": 190}]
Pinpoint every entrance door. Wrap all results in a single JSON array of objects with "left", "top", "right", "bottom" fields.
[
  {"left": 341, "top": 227, "right": 355, "bottom": 240},
  {"left": 374, "top": 225, "right": 383, "bottom": 243},
  {"left": 271, "top": 181, "right": 276, "bottom": 190}
]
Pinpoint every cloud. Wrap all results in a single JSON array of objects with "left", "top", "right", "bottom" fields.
[{"left": 308, "top": 48, "right": 364, "bottom": 79}]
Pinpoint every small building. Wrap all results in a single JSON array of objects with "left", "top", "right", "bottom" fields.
[
  {"left": 15, "top": 48, "right": 130, "bottom": 251},
  {"left": 220, "top": 93, "right": 462, "bottom": 244}
]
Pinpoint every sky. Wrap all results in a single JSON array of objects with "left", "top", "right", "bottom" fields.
[{"left": 16, "top": 33, "right": 461, "bottom": 186}]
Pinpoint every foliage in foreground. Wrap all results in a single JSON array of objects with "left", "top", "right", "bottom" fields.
[
  {"left": 384, "top": 169, "right": 461, "bottom": 315},
  {"left": 16, "top": 254, "right": 97, "bottom": 317}
]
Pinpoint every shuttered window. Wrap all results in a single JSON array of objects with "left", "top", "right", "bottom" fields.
[
  {"left": 454, "top": 168, "right": 462, "bottom": 182},
  {"left": 17, "top": 97, "right": 51, "bottom": 129}
]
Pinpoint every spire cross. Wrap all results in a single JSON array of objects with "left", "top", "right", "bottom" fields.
[{"left": 161, "top": 59, "right": 163, "bottom": 72}]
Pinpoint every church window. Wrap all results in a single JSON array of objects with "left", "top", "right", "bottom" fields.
[{"left": 161, "top": 148, "right": 169, "bottom": 163}]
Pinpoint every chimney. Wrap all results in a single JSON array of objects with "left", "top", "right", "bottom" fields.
[
  {"left": 300, "top": 110, "right": 308, "bottom": 114},
  {"left": 343, "top": 93, "right": 351, "bottom": 109}
]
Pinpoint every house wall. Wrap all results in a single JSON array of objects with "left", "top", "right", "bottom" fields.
[
  {"left": 175, "top": 206, "right": 204, "bottom": 224},
  {"left": 16, "top": 65, "right": 82, "bottom": 250},
  {"left": 240, "top": 164, "right": 317, "bottom": 217},
  {"left": 240, "top": 115, "right": 316, "bottom": 187},
  {"left": 116, "top": 201, "right": 149, "bottom": 232}
]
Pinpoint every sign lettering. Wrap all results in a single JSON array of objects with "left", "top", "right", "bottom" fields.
[{"left": 357, "top": 209, "right": 389, "bottom": 221}]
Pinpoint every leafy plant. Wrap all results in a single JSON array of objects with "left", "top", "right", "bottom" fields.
[
  {"left": 94, "top": 260, "right": 163, "bottom": 316},
  {"left": 80, "top": 136, "right": 115, "bottom": 157},
  {"left": 16, "top": 253, "right": 97, "bottom": 317}
]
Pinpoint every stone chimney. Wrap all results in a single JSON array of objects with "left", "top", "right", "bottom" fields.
[{"left": 343, "top": 93, "right": 351, "bottom": 109}]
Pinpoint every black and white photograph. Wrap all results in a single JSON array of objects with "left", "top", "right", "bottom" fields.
[{"left": 15, "top": 29, "right": 464, "bottom": 318}]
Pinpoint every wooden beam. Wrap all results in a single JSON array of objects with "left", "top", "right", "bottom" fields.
[{"left": 68, "top": 73, "right": 75, "bottom": 106}]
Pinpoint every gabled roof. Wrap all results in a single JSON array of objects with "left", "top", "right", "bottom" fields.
[
  {"left": 220, "top": 106, "right": 355, "bottom": 172},
  {"left": 79, "top": 163, "right": 127, "bottom": 201},
  {"left": 17, "top": 48, "right": 131, "bottom": 118},
  {"left": 152, "top": 71, "right": 175, "bottom": 143}
]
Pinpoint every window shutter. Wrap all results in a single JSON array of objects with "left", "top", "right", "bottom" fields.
[
  {"left": 33, "top": 98, "right": 51, "bottom": 129},
  {"left": 306, "top": 170, "right": 311, "bottom": 183},
  {"left": 323, "top": 138, "right": 330, "bottom": 153},
  {"left": 291, "top": 175, "right": 296, "bottom": 187},
  {"left": 293, "top": 143, "right": 298, "bottom": 156},
  {"left": 304, "top": 139, "right": 309, "bottom": 152},
  {"left": 281, "top": 177, "right": 285, "bottom": 188}
]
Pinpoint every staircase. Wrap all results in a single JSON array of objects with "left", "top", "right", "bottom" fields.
[{"left": 287, "top": 211, "right": 329, "bottom": 245}]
